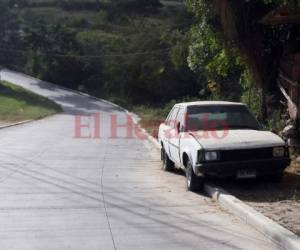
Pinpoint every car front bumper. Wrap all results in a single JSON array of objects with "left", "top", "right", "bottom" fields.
[{"left": 194, "top": 157, "right": 290, "bottom": 178}]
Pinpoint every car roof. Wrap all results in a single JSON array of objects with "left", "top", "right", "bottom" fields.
[{"left": 174, "top": 101, "right": 246, "bottom": 108}]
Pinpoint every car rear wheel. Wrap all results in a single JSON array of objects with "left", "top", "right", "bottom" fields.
[
  {"left": 186, "top": 159, "right": 203, "bottom": 191},
  {"left": 161, "top": 147, "right": 174, "bottom": 171}
]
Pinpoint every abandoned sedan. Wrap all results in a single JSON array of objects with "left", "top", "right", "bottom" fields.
[{"left": 158, "top": 101, "right": 290, "bottom": 191}]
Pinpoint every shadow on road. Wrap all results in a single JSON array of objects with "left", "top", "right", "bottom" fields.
[
  {"left": 25, "top": 77, "right": 124, "bottom": 115},
  {"left": 211, "top": 172, "right": 300, "bottom": 203},
  {"left": 165, "top": 168, "right": 209, "bottom": 196}
]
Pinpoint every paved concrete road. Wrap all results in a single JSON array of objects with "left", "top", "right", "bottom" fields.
[{"left": 0, "top": 69, "right": 278, "bottom": 250}]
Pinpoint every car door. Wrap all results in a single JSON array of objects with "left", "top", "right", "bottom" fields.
[
  {"left": 160, "top": 107, "right": 178, "bottom": 155},
  {"left": 169, "top": 107, "right": 184, "bottom": 164}
]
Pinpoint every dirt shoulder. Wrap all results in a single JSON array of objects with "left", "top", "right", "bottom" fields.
[{"left": 217, "top": 167, "right": 300, "bottom": 235}]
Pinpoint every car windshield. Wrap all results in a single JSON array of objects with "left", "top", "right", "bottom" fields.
[{"left": 186, "top": 105, "right": 261, "bottom": 131}]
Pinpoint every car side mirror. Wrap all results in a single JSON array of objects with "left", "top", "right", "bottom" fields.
[
  {"left": 177, "top": 122, "right": 185, "bottom": 133},
  {"left": 176, "top": 122, "right": 181, "bottom": 134}
]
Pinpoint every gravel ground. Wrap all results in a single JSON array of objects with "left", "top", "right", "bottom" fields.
[{"left": 214, "top": 167, "right": 300, "bottom": 236}]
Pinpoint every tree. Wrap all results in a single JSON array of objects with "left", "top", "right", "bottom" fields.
[
  {"left": 186, "top": 0, "right": 245, "bottom": 102},
  {"left": 0, "top": 0, "right": 20, "bottom": 67},
  {"left": 22, "top": 18, "right": 84, "bottom": 89}
]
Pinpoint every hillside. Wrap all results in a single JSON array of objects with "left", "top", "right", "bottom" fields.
[
  {"left": 2, "top": 0, "right": 195, "bottom": 108},
  {"left": 2, "top": 0, "right": 299, "bottom": 137}
]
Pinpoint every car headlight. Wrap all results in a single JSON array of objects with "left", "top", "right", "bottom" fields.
[
  {"left": 204, "top": 151, "right": 219, "bottom": 161},
  {"left": 273, "top": 147, "right": 285, "bottom": 157}
]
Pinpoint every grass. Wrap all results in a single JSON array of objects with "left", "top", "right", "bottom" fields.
[{"left": 0, "top": 81, "right": 62, "bottom": 123}]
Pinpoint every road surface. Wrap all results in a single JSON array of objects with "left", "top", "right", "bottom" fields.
[{"left": 0, "top": 69, "right": 278, "bottom": 250}]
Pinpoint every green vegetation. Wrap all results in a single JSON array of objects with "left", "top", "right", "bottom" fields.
[
  {"left": 186, "top": 0, "right": 300, "bottom": 131},
  {"left": 0, "top": 0, "right": 299, "bottom": 133},
  {"left": 0, "top": 81, "right": 62, "bottom": 122},
  {"left": 2, "top": 0, "right": 197, "bottom": 107}
]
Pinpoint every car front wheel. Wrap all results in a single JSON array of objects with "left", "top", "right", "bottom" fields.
[{"left": 186, "top": 159, "right": 203, "bottom": 191}]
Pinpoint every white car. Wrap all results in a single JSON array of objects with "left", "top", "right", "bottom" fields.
[{"left": 158, "top": 101, "right": 290, "bottom": 191}]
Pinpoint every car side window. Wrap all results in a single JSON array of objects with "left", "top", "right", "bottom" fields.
[
  {"left": 169, "top": 107, "right": 179, "bottom": 128},
  {"left": 165, "top": 108, "right": 174, "bottom": 125},
  {"left": 176, "top": 107, "right": 186, "bottom": 130}
]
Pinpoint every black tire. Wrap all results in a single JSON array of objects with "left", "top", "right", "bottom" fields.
[
  {"left": 161, "top": 147, "right": 174, "bottom": 171},
  {"left": 186, "top": 159, "right": 203, "bottom": 191}
]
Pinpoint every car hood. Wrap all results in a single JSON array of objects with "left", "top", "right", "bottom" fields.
[{"left": 191, "top": 129, "right": 285, "bottom": 150}]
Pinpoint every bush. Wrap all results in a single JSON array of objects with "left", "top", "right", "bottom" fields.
[
  {"left": 118, "top": 0, "right": 162, "bottom": 11},
  {"left": 57, "top": 0, "right": 102, "bottom": 11}
]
